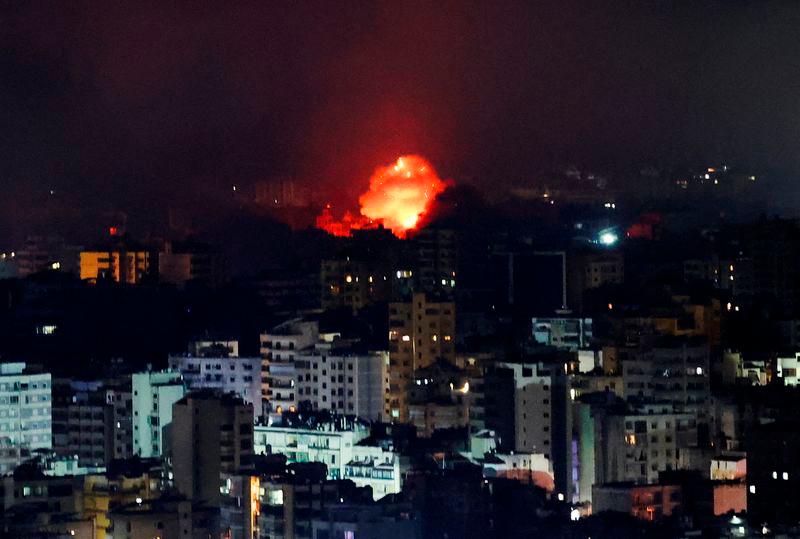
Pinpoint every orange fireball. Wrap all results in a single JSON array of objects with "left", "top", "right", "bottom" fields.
[{"left": 317, "top": 155, "right": 448, "bottom": 239}]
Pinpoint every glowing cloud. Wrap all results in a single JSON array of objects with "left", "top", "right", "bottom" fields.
[{"left": 317, "top": 155, "right": 449, "bottom": 238}]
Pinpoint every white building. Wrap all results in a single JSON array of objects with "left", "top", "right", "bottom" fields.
[
  {"left": 777, "top": 352, "right": 800, "bottom": 386},
  {"left": 168, "top": 355, "right": 261, "bottom": 416},
  {"left": 254, "top": 421, "right": 402, "bottom": 499},
  {"left": 260, "top": 319, "right": 319, "bottom": 415},
  {"left": 0, "top": 363, "right": 52, "bottom": 475},
  {"left": 295, "top": 339, "right": 388, "bottom": 422},
  {"left": 132, "top": 370, "right": 185, "bottom": 458}
]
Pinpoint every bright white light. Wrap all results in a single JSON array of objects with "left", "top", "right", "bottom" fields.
[
  {"left": 749, "top": 485, "right": 756, "bottom": 494},
  {"left": 599, "top": 232, "right": 618, "bottom": 246},
  {"left": 783, "top": 472, "right": 789, "bottom": 480},
  {"left": 557, "top": 493, "right": 564, "bottom": 501},
  {"left": 772, "top": 471, "right": 778, "bottom": 479},
  {"left": 696, "top": 367, "right": 703, "bottom": 375},
  {"left": 570, "top": 508, "right": 580, "bottom": 521},
  {"left": 136, "top": 497, "right": 143, "bottom": 504}
]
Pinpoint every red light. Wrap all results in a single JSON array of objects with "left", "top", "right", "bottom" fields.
[{"left": 109, "top": 226, "right": 119, "bottom": 236}]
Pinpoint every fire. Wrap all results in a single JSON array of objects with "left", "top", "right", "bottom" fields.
[{"left": 316, "top": 155, "right": 448, "bottom": 239}]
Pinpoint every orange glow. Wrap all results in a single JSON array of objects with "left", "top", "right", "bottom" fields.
[
  {"left": 250, "top": 476, "right": 260, "bottom": 533},
  {"left": 316, "top": 155, "right": 449, "bottom": 239}
]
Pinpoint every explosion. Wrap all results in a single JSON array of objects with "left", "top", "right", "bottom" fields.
[{"left": 316, "top": 155, "right": 449, "bottom": 239}]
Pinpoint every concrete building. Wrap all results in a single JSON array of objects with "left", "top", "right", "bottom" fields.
[
  {"left": 482, "top": 356, "right": 572, "bottom": 500},
  {"left": 158, "top": 240, "right": 227, "bottom": 288},
  {"left": 532, "top": 317, "right": 593, "bottom": 350},
  {"left": 622, "top": 338, "right": 711, "bottom": 415},
  {"left": 260, "top": 319, "right": 319, "bottom": 415},
  {"left": 253, "top": 420, "right": 402, "bottom": 500},
  {"left": 320, "top": 227, "right": 400, "bottom": 313},
  {"left": 567, "top": 249, "right": 624, "bottom": 312},
  {"left": 295, "top": 338, "right": 388, "bottom": 421},
  {"left": 710, "top": 453, "right": 746, "bottom": 481},
  {"left": 52, "top": 380, "right": 114, "bottom": 467},
  {"left": 168, "top": 354, "right": 261, "bottom": 416},
  {"left": 16, "top": 235, "right": 81, "bottom": 277},
  {"left": 320, "top": 258, "right": 394, "bottom": 313},
  {"left": 311, "top": 502, "right": 422, "bottom": 539},
  {"left": 131, "top": 370, "right": 185, "bottom": 458},
  {"left": 777, "top": 352, "right": 800, "bottom": 386},
  {"left": 109, "top": 498, "right": 218, "bottom": 539},
  {"left": 592, "top": 482, "right": 683, "bottom": 521},
  {"left": 0, "top": 362, "right": 52, "bottom": 475},
  {"left": 171, "top": 391, "right": 254, "bottom": 506},
  {"left": 406, "top": 360, "right": 471, "bottom": 437},
  {"left": 104, "top": 380, "right": 134, "bottom": 461},
  {"left": 80, "top": 247, "right": 153, "bottom": 284},
  {"left": 189, "top": 339, "right": 239, "bottom": 358},
  {"left": 387, "top": 293, "right": 455, "bottom": 421},
  {"left": 594, "top": 404, "right": 698, "bottom": 485},
  {"left": 411, "top": 227, "right": 457, "bottom": 296}
]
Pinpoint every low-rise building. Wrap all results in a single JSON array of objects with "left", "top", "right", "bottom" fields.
[
  {"left": 253, "top": 418, "right": 402, "bottom": 499},
  {"left": 532, "top": 317, "right": 593, "bottom": 350},
  {"left": 168, "top": 354, "right": 261, "bottom": 416}
]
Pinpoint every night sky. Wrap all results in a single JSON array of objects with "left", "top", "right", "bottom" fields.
[{"left": 2, "top": 1, "right": 799, "bottom": 243}]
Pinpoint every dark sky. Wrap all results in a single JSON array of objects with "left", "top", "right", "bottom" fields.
[{"left": 2, "top": 1, "right": 799, "bottom": 242}]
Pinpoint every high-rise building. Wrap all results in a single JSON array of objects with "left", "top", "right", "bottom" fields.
[
  {"left": 0, "top": 362, "right": 52, "bottom": 475},
  {"left": 294, "top": 338, "right": 388, "bottom": 421},
  {"left": 482, "top": 356, "right": 572, "bottom": 500},
  {"left": 411, "top": 227, "right": 457, "bottom": 295},
  {"left": 260, "top": 319, "right": 319, "bottom": 416},
  {"left": 51, "top": 380, "right": 114, "bottom": 467},
  {"left": 387, "top": 293, "right": 455, "bottom": 421},
  {"left": 320, "top": 228, "right": 400, "bottom": 313},
  {"left": 170, "top": 390, "right": 254, "bottom": 506},
  {"left": 131, "top": 370, "right": 185, "bottom": 458}
]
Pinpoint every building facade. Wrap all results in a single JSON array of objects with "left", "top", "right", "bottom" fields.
[
  {"left": 0, "top": 362, "right": 52, "bottom": 475},
  {"left": 131, "top": 370, "right": 185, "bottom": 458},
  {"left": 387, "top": 293, "right": 455, "bottom": 421}
]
